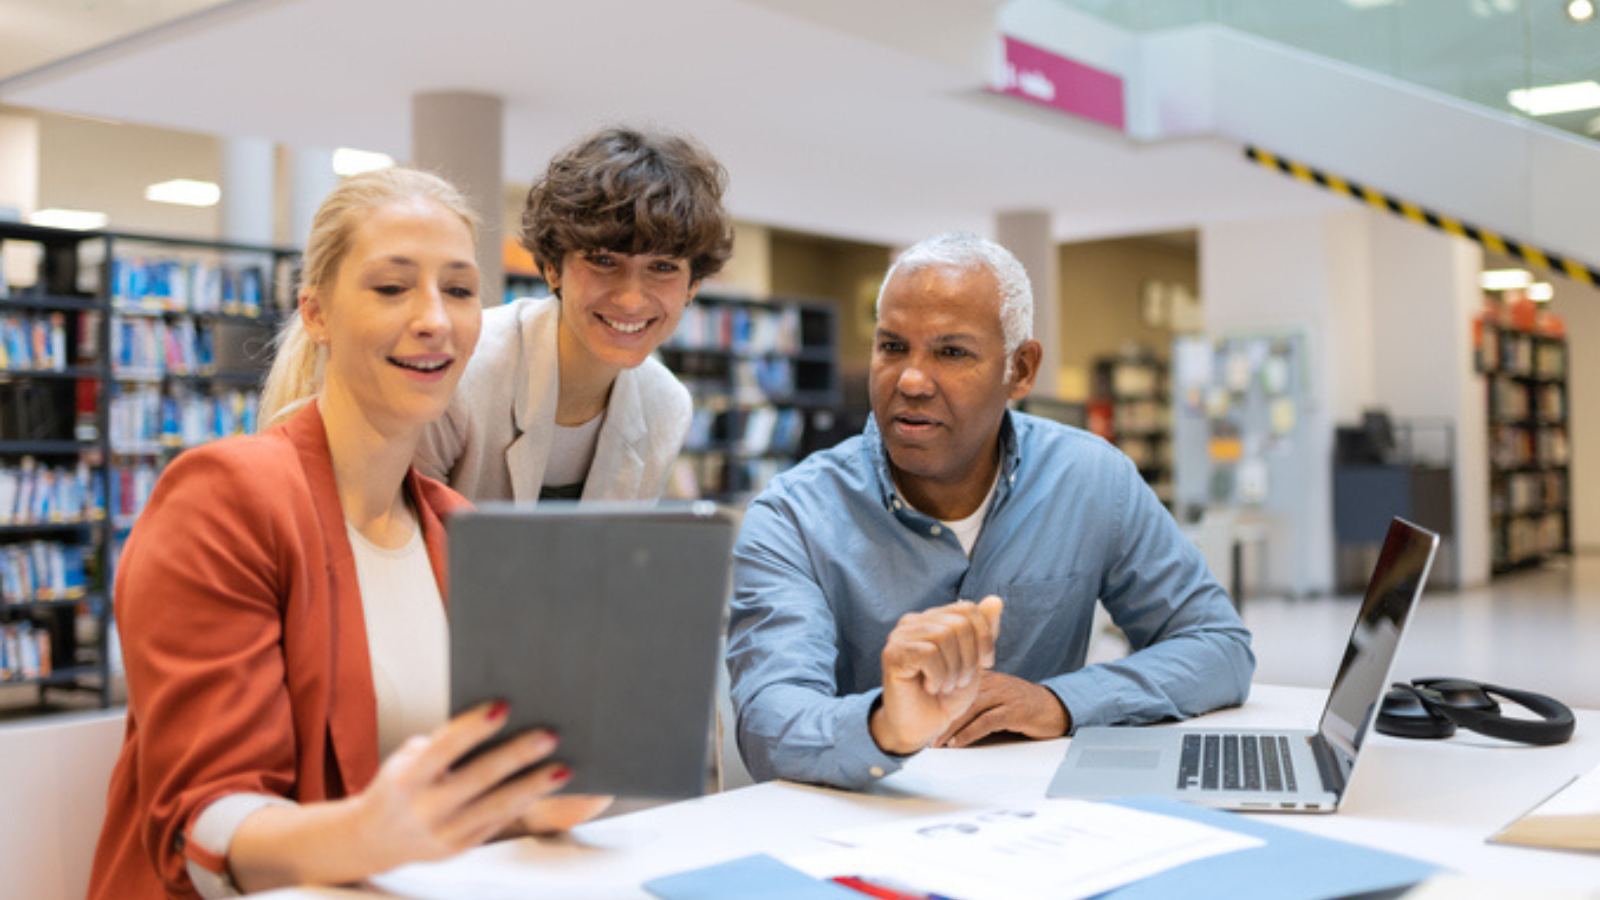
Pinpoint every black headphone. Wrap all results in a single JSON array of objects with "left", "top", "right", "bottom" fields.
[{"left": 1375, "top": 678, "right": 1575, "bottom": 746}]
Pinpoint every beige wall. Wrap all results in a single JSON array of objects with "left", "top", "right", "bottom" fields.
[
  {"left": 769, "top": 229, "right": 892, "bottom": 377},
  {"left": 1057, "top": 236, "right": 1198, "bottom": 400},
  {"left": 31, "top": 107, "right": 220, "bottom": 239}
]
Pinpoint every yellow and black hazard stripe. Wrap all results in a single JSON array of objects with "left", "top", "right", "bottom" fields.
[{"left": 1245, "top": 146, "right": 1599, "bottom": 286}]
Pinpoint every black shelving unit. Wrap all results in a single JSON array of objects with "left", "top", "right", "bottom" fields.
[
  {"left": 1, "top": 221, "right": 298, "bottom": 710},
  {"left": 1091, "top": 349, "right": 1173, "bottom": 507},
  {"left": 1477, "top": 314, "right": 1570, "bottom": 572},
  {"left": 659, "top": 295, "right": 839, "bottom": 504}
]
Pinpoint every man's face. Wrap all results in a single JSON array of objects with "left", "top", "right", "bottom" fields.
[{"left": 869, "top": 263, "right": 1036, "bottom": 499}]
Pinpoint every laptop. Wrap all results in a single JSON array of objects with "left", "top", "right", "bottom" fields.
[
  {"left": 448, "top": 502, "right": 735, "bottom": 799},
  {"left": 1047, "top": 516, "right": 1439, "bottom": 813}
]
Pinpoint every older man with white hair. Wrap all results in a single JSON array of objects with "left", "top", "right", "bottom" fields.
[{"left": 726, "top": 233, "right": 1254, "bottom": 790}]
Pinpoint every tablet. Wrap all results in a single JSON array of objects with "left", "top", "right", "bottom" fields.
[{"left": 448, "top": 502, "right": 735, "bottom": 799}]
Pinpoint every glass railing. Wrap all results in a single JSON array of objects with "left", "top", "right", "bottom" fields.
[{"left": 1054, "top": 0, "right": 1600, "bottom": 143}]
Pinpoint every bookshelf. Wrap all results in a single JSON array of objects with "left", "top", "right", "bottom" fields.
[
  {"left": 1476, "top": 301, "right": 1570, "bottom": 572},
  {"left": 0, "top": 221, "right": 297, "bottom": 707},
  {"left": 1089, "top": 348, "right": 1173, "bottom": 507},
  {"left": 659, "top": 295, "right": 840, "bottom": 504}
]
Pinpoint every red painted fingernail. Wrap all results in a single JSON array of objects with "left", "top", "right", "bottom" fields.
[
  {"left": 487, "top": 700, "right": 510, "bottom": 721},
  {"left": 550, "top": 765, "right": 573, "bottom": 782}
]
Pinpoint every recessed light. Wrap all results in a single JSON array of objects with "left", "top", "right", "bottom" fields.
[
  {"left": 1568, "top": 0, "right": 1595, "bottom": 22},
  {"left": 1480, "top": 269, "right": 1533, "bottom": 290},
  {"left": 333, "top": 149, "right": 395, "bottom": 176},
  {"left": 145, "top": 179, "right": 221, "bottom": 207},
  {"left": 1508, "top": 80, "right": 1600, "bottom": 115},
  {"left": 29, "top": 209, "right": 109, "bottom": 230},
  {"left": 1528, "top": 282, "right": 1555, "bottom": 302}
]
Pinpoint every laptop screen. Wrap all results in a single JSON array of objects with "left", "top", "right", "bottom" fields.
[{"left": 1316, "top": 518, "right": 1440, "bottom": 766}]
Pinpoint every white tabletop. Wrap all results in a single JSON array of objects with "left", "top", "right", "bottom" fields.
[{"left": 260, "top": 684, "right": 1600, "bottom": 899}]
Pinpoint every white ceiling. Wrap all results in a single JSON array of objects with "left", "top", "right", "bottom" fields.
[{"left": 0, "top": 0, "right": 1346, "bottom": 246}]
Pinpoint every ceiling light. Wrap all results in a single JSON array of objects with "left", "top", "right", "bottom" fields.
[
  {"left": 1568, "top": 0, "right": 1595, "bottom": 22},
  {"left": 1342, "top": 0, "right": 1398, "bottom": 8},
  {"left": 29, "top": 209, "right": 108, "bottom": 230},
  {"left": 145, "top": 179, "right": 221, "bottom": 207},
  {"left": 333, "top": 148, "right": 395, "bottom": 176},
  {"left": 1507, "top": 80, "right": 1600, "bottom": 115},
  {"left": 1480, "top": 269, "right": 1532, "bottom": 290},
  {"left": 1528, "top": 282, "right": 1555, "bottom": 302}
]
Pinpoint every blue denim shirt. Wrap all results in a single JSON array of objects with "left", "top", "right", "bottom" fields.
[{"left": 726, "top": 411, "right": 1254, "bottom": 789}]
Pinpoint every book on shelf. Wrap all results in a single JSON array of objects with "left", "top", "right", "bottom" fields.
[
  {"left": 112, "top": 257, "right": 268, "bottom": 317},
  {"left": 0, "top": 620, "right": 54, "bottom": 681},
  {"left": 0, "top": 541, "right": 88, "bottom": 606},
  {"left": 0, "top": 458, "right": 103, "bottom": 525},
  {"left": 0, "top": 311, "right": 69, "bottom": 372}
]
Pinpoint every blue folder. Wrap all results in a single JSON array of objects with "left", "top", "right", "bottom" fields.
[{"left": 1102, "top": 796, "right": 1438, "bottom": 900}]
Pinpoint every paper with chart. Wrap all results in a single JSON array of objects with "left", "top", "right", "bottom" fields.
[{"left": 820, "top": 800, "right": 1263, "bottom": 900}]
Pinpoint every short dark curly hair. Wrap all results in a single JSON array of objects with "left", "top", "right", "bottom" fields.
[{"left": 521, "top": 126, "right": 734, "bottom": 284}]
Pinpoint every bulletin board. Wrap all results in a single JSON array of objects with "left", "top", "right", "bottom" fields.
[{"left": 1172, "top": 332, "right": 1309, "bottom": 512}]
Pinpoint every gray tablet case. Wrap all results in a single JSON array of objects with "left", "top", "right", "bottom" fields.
[{"left": 448, "top": 502, "right": 735, "bottom": 799}]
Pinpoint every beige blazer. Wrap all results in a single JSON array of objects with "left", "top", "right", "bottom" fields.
[{"left": 417, "top": 296, "right": 693, "bottom": 502}]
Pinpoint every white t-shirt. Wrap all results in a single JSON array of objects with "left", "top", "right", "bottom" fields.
[
  {"left": 544, "top": 411, "right": 607, "bottom": 489},
  {"left": 347, "top": 520, "right": 449, "bottom": 758},
  {"left": 897, "top": 469, "right": 1002, "bottom": 557}
]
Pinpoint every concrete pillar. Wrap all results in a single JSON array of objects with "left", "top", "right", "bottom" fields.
[
  {"left": 996, "top": 210, "right": 1061, "bottom": 395},
  {"left": 220, "top": 137, "right": 275, "bottom": 247},
  {"left": 1198, "top": 209, "right": 1374, "bottom": 597},
  {"left": 0, "top": 114, "right": 39, "bottom": 220},
  {"left": 287, "top": 147, "right": 339, "bottom": 249},
  {"left": 0, "top": 114, "right": 41, "bottom": 288},
  {"left": 412, "top": 91, "right": 504, "bottom": 306},
  {"left": 1367, "top": 213, "right": 1489, "bottom": 588}
]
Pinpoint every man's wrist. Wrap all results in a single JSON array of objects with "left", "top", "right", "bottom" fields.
[{"left": 868, "top": 699, "right": 926, "bottom": 756}]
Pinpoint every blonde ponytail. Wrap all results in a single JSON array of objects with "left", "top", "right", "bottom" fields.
[
  {"left": 258, "top": 314, "right": 323, "bottom": 426},
  {"left": 256, "top": 167, "right": 478, "bottom": 426}
]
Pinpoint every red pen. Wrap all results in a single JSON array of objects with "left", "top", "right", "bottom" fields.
[{"left": 830, "top": 875, "right": 927, "bottom": 900}]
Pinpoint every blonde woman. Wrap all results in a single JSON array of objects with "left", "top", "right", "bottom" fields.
[{"left": 90, "top": 168, "right": 602, "bottom": 900}]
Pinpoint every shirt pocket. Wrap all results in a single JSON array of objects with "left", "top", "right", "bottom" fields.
[{"left": 986, "top": 575, "right": 1098, "bottom": 676}]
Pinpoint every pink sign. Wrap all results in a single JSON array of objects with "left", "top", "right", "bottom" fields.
[{"left": 994, "top": 35, "right": 1126, "bottom": 131}]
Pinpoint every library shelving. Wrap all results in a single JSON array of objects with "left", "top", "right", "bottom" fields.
[
  {"left": 1089, "top": 348, "right": 1173, "bottom": 506},
  {"left": 1475, "top": 297, "right": 1570, "bottom": 572},
  {"left": 0, "top": 220, "right": 297, "bottom": 707},
  {"left": 659, "top": 295, "right": 839, "bottom": 504}
]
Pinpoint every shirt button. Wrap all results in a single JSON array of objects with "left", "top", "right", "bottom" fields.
[
  {"left": 930, "top": 525, "right": 943, "bottom": 536},
  {"left": 870, "top": 766, "right": 885, "bottom": 778},
  {"left": 892, "top": 499, "right": 902, "bottom": 509}
]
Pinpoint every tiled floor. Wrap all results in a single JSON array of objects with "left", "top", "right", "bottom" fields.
[{"left": 1124, "top": 552, "right": 1600, "bottom": 711}]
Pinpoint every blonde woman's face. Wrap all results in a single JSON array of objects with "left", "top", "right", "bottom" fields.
[{"left": 302, "top": 197, "right": 482, "bottom": 432}]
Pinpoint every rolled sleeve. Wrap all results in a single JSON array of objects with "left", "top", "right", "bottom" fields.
[{"left": 184, "top": 793, "right": 299, "bottom": 899}]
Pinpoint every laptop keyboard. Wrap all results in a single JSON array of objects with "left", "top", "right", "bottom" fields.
[{"left": 1178, "top": 733, "right": 1299, "bottom": 792}]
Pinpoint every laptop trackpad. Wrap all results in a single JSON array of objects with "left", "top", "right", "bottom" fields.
[{"left": 1079, "top": 749, "right": 1162, "bottom": 770}]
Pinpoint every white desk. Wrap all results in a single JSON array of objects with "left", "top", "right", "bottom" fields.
[{"left": 263, "top": 684, "right": 1600, "bottom": 899}]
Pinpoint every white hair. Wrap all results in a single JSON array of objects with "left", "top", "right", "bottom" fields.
[{"left": 877, "top": 232, "right": 1034, "bottom": 379}]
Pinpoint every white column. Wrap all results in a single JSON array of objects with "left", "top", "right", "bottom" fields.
[
  {"left": 995, "top": 210, "right": 1061, "bottom": 395},
  {"left": 287, "top": 147, "right": 339, "bottom": 249},
  {"left": 0, "top": 114, "right": 39, "bottom": 219},
  {"left": 1366, "top": 213, "right": 1489, "bottom": 588},
  {"left": 0, "top": 114, "right": 41, "bottom": 288},
  {"left": 220, "top": 137, "right": 275, "bottom": 247},
  {"left": 1199, "top": 209, "right": 1373, "bottom": 597},
  {"left": 412, "top": 91, "right": 504, "bottom": 306}
]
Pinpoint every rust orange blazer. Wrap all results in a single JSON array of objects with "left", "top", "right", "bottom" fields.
[{"left": 87, "top": 402, "right": 470, "bottom": 900}]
